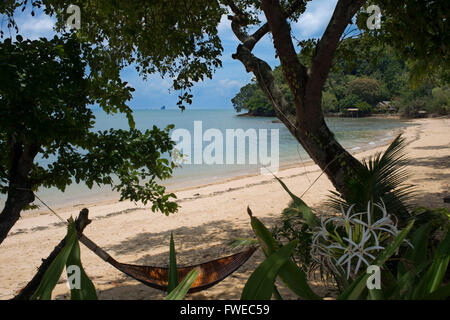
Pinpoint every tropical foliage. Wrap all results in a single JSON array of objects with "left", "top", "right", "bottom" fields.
[
  {"left": 238, "top": 135, "right": 449, "bottom": 300},
  {"left": 241, "top": 190, "right": 449, "bottom": 300},
  {"left": 328, "top": 134, "right": 414, "bottom": 224},
  {"left": 30, "top": 220, "right": 97, "bottom": 300},
  {"left": 232, "top": 39, "right": 449, "bottom": 117}
]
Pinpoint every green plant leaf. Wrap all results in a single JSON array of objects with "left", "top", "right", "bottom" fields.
[
  {"left": 165, "top": 269, "right": 199, "bottom": 300},
  {"left": 248, "top": 209, "right": 320, "bottom": 300},
  {"left": 422, "top": 283, "right": 450, "bottom": 300},
  {"left": 273, "top": 285, "right": 283, "bottom": 300},
  {"left": 412, "top": 230, "right": 450, "bottom": 298},
  {"left": 167, "top": 232, "right": 178, "bottom": 294},
  {"left": 66, "top": 239, "right": 98, "bottom": 300},
  {"left": 390, "top": 261, "right": 429, "bottom": 300},
  {"left": 338, "top": 220, "right": 415, "bottom": 300},
  {"left": 425, "top": 230, "right": 450, "bottom": 293},
  {"left": 273, "top": 176, "right": 319, "bottom": 228},
  {"left": 398, "top": 222, "right": 431, "bottom": 277},
  {"left": 241, "top": 240, "right": 298, "bottom": 300},
  {"left": 31, "top": 222, "right": 78, "bottom": 300}
]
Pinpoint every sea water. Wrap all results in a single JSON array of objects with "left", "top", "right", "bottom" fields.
[{"left": 0, "top": 109, "right": 412, "bottom": 209}]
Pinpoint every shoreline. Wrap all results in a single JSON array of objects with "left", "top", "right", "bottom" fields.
[
  {"left": 22, "top": 122, "right": 410, "bottom": 216},
  {"left": 1, "top": 117, "right": 448, "bottom": 300}
]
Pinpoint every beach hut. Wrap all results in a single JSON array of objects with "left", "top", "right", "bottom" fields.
[
  {"left": 344, "top": 108, "right": 362, "bottom": 118},
  {"left": 416, "top": 110, "right": 428, "bottom": 118}
]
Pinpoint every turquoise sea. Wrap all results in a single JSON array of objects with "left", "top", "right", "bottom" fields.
[{"left": 0, "top": 109, "right": 412, "bottom": 209}]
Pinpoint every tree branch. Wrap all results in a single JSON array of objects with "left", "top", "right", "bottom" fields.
[
  {"left": 227, "top": 0, "right": 304, "bottom": 51},
  {"left": 307, "top": 0, "right": 366, "bottom": 103},
  {"left": 232, "top": 44, "right": 298, "bottom": 133},
  {"left": 261, "top": 0, "right": 308, "bottom": 111},
  {"left": 226, "top": 0, "right": 308, "bottom": 133}
]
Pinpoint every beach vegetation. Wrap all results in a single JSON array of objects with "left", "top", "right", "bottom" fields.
[
  {"left": 328, "top": 134, "right": 414, "bottom": 224},
  {"left": 30, "top": 220, "right": 98, "bottom": 300},
  {"left": 0, "top": 35, "right": 178, "bottom": 245},
  {"left": 233, "top": 42, "right": 449, "bottom": 118},
  {"left": 238, "top": 134, "right": 449, "bottom": 299},
  {"left": 243, "top": 202, "right": 449, "bottom": 300}
]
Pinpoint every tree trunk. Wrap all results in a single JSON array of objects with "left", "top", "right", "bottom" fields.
[
  {"left": 0, "top": 141, "right": 40, "bottom": 246},
  {"left": 293, "top": 115, "right": 362, "bottom": 195},
  {"left": 232, "top": 43, "right": 362, "bottom": 197},
  {"left": 228, "top": 0, "right": 366, "bottom": 198}
]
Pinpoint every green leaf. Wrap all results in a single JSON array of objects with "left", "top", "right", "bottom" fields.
[
  {"left": 273, "top": 285, "right": 283, "bottom": 300},
  {"left": 241, "top": 240, "right": 298, "bottom": 300},
  {"left": 398, "top": 222, "right": 431, "bottom": 277},
  {"left": 248, "top": 207, "right": 279, "bottom": 256},
  {"left": 31, "top": 223, "right": 78, "bottom": 300},
  {"left": 66, "top": 238, "right": 98, "bottom": 300},
  {"left": 165, "top": 269, "right": 199, "bottom": 300},
  {"left": 425, "top": 231, "right": 450, "bottom": 293},
  {"left": 249, "top": 210, "right": 320, "bottom": 300},
  {"left": 412, "top": 230, "right": 450, "bottom": 298},
  {"left": 422, "top": 283, "right": 450, "bottom": 300},
  {"left": 368, "top": 288, "right": 385, "bottom": 300},
  {"left": 338, "top": 220, "right": 415, "bottom": 300},
  {"left": 273, "top": 175, "right": 320, "bottom": 228},
  {"left": 167, "top": 232, "right": 178, "bottom": 294}
]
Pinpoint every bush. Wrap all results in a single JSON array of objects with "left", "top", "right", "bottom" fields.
[
  {"left": 272, "top": 204, "right": 313, "bottom": 272},
  {"left": 348, "top": 78, "right": 381, "bottom": 106},
  {"left": 337, "top": 94, "right": 363, "bottom": 111},
  {"left": 429, "top": 87, "right": 450, "bottom": 115},
  {"left": 396, "top": 96, "right": 428, "bottom": 117},
  {"left": 322, "top": 91, "right": 338, "bottom": 113},
  {"left": 355, "top": 101, "right": 372, "bottom": 114}
]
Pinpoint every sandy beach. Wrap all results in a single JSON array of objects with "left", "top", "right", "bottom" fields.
[{"left": 0, "top": 117, "right": 449, "bottom": 300}]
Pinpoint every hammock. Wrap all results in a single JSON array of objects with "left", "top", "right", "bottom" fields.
[{"left": 79, "top": 235, "right": 257, "bottom": 293}]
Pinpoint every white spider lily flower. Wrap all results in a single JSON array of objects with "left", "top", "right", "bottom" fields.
[
  {"left": 339, "top": 230, "right": 385, "bottom": 278},
  {"left": 352, "top": 200, "right": 401, "bottom": 246},
  {"left": 310, "top": 199, "right": 409, "bottom": 279},
  {"left": 311, "top": 214, "right": 334, "bottom": 243}
]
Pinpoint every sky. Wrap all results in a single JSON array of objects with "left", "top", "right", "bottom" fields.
[{"left": 2, "top": 0, "right": 338, "bottom": 110}]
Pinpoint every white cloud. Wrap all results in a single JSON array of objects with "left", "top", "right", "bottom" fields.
[
  {"left": 292, "top": 0, "right": 338, "bottom": 39},
  {"left": 17, "top": 13, "right": 56, "bottom": 40},
  {"left": 219, "top": 78, "right": 243, "bottom": 88}
]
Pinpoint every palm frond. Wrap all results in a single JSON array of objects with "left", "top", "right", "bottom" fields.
[{"left": 328, "top": 134, "right": 415, "bottom": 224}]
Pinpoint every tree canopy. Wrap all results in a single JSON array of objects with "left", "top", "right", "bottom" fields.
[
  {"left": 0, "top": 35, "right": 181, "bottom": 243},
  {"left": 0, "top": 0, "right": 226, "bottom": 245},
  {"left": 1, "top": 0, "right": 225, "bottom": 109}
]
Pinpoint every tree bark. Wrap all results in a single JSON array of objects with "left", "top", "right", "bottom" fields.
[
  {"left": 13, "top": 209, "right": 92, "bottom": 300},
  {"left": 0, "top": 140, "right": 40, "bottom": 246},
  {"left": 228, "top": 0, "right": 366, "bottom": 197}
]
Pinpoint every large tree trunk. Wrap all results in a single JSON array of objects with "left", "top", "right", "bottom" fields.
[
  {"left": 0, "top": 141, "right": 39, "bottom": 246},
  {"left": 228, "top": 0, "right": 366, "bottom": 197}
]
